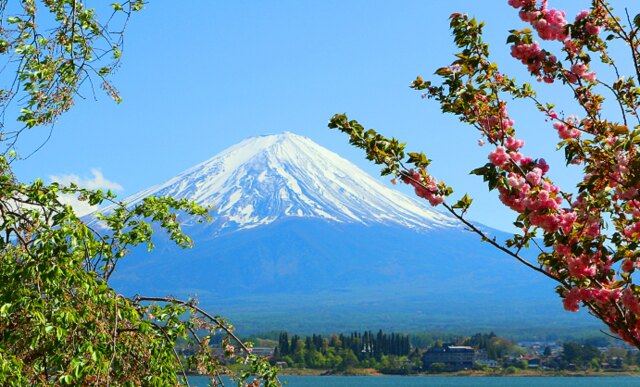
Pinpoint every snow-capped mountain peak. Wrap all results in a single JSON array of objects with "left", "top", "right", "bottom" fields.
[{"left": 120, "top": 132, "right": 457, "bottom": 234}]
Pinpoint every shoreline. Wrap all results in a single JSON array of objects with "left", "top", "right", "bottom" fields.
[{"left": 276, "top": 369, "right": 639, "bottom": 377}]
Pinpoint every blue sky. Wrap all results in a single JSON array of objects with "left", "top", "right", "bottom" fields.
[{"left": 11, "top": 1, "right": 638, "bottom": 231}]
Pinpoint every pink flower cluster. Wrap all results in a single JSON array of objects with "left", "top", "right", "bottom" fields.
[
  {"left": 586, "top": 23, "right": 601, "bottom": 35},
  {"left": 567, "top": 253, "right": 598, "bottom": 278},
  {"left": 607, "top": 151, "right": 640, "bottom": 201},
  {"left": 563, "top": 40, "right": 580, "bottom": 55},
  {"left": 505, "top": 136, "right": 525, "bottom": 150},
  {"left": 524, "top": 188, "right": 567, "bottom": 232},
  {"left": 479, "top": 110, "right": 514, "bottom": 140},
  {"left": 488, "top": 136, "right": 526, "bottom": 167},
  {"left": 563, "top": 286, "right": 621, "bottom": 312},
  {"left": 553, "top": 121, "right": 581, "bottom": 139},
  {"left": 510, "top": 42, "right": 544, "bottom": 72},
  {"left": 488, "top": 146, "right": 510, "bottom": 166},
  {"left": 624, "top": 221, "right": 640, "bottom": 239},
  {"left": 401, "top": 169, "right": 445, "bottom": 206},
  {"left": 625, "top": 200, "right": 640, "bottom": 218},
  {"left": 575, "top": 9, "right": 602, "bottom": 35},
  {"left": 565, "top": 63, "right": 596, "bottom": 83},
  {"left": 524, "top": 185, "right": 560, "bottom": 211},
  {"left": 491, "top": 141, "right": 576, "bottom": 233},
  {"left": 510, "top": 38, "right": 560, "bottom": 83},
  {"left": 508, "top": 0, "right": 535, "bottom": 7},
  {"left": 518, "top": 7, "right": 568, "bottom": 42},
  {"left": 618, "top": 186, "right": 639, "bottom": 201},
  {"left": 501, "top": 173, "right": 527, "bottom": 212},
  {"left": 549, "top": 210, "right": 612, "bottom": 285},
  {"left": 621, "top": 259, "right": 638, "bottom": 273},
  {"left": 622, "top": 288, "right": 640, "bottom": 315},
  {"left": 508, "top": 2, "right": 601, "bottom": 83},
  {"left": 615, "top": 150, "right": 630, "bottom": 175}
]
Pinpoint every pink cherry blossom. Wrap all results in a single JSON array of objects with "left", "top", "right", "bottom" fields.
[
  {"left": 526, "top": 167, "right": 543, "bottom": 185},
  {"left": 622, "top": 289, "right": 640, "bottom": 315},
  {"left": 575, "top": 10, "right": 589, "bottom": 21},
  {"left": 401, "top": 169, "right": 445, "bottom": 207},
  {"left": 563, "top": 287, "right": 582, "bottom": 312},
  {"left": 505, "top": 137, "right": 525, "bottom": 150},
  {"left": 585, "top": 22, "right": 601, "bottom": 35},
  {"left": 553, "top": 121, "right": 581, "bottom": 139},
  {"left": 488, "top": 146, "right": 510, "bottom": 166}
]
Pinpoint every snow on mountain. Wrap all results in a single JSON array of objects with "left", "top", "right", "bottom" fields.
[{"left": 117, "top": 132, "right": 457, "bottom": 234}]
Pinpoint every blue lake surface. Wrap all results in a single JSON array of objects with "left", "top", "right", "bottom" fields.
[{"left": 187, "top": 375, "right": 640, "bottom": 386}]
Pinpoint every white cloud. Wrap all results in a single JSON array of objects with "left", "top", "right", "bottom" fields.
[
  {"left": 49, "top": 169, "right": 124, "bottom": 217},
  {"left": 50, "top": 169, "right": 123, "bottom": 191}
]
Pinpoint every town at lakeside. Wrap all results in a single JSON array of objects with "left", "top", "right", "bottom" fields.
[{"left": 178, "top": 330, "right": 640, "bottom": 377}]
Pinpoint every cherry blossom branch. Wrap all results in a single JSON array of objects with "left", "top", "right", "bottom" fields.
[{"left": 132, "top": 296, "right": 252, "bottom": 355}]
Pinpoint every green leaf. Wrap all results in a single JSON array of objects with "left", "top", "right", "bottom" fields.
[
  {"left": 434, "top": 67, "right": 451, "bottom": 76},
  {"left": 469, "top": 163, "right": 492, "bottom": 176},
  {"left": 407, "top": 152, "right": 430, "bottom": 166},
  {"left": 452, "top": 193, "right": 473, "bottom": 210},
  {"left": 0, "top": 303, "right": 11, "bottom": 317}
]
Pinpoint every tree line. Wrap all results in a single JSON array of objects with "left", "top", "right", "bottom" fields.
[{"left": 272, "top": 330, "right": 416, "bottom": 372}]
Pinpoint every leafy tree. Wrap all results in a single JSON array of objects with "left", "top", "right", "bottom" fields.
[
  {"left": 337, "top": 349, "right": 358, "bottom": 371},
  {"left": 464, "top": 332, "right": 518, "bottom": 361},
  {"left": 305, "top": 336, "right": 316, "bottom": 353},
  {"left": 428, "top": 362, "right": 447, "bottom": 373},
  {"left": 605, "top": 346, "right": 628, "bottom": 363},
  {"left": 277, "top": 332, "right": 290, "bottom": 356},
  {"left": 330, "top": 0, "right": 640, "bottom": 348},
  {"left": 304, "top": 348, "right": 326, "bottom": 369},
  {"left": 563, "top": 342, "right": 603, "bottom": 368},
  {"left": 504, "top": 366, "right": 519, "bottom": 374},
  {"left": 0, "top": 1, "right": 279, "bottom": 385}
]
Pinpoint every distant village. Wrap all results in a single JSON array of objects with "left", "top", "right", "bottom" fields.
[
  {"left": 205, "top": 331, "right": 640, "bottom": 375},
  {"left": 421, "top": 340, "right": 628, "bottom": 373}
]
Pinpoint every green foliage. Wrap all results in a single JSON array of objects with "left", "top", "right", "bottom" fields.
[
  {"left": 0, "top": 154, "right": 279, "bottom": 384},
  {"left": 2, "top": 0, "right": 145, "bottom": 148},
  {"left": 0, "top": 1, "right": 280, "bottom": 385},
  {"left": 272, "top": 330, "right": 413, "bottom": 374},
  {"left": 504, "top": 366, "right": 519, "bottom": 374},
  {"left": 463, "top": 332, "right": 522, "bottom": 361},
  {"left": 428, "top": 362, "right": 447, "bottom": 373},
  {"left": 562, "top": 342, "right": 603, "bottom": 367}
]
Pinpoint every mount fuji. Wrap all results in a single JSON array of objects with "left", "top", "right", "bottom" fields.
[
  {"left": 108, "top": 132, "right": 599, "bottom": 336},
  {"left": 118, "top": 132, "right": 456, "bottom": 234}
]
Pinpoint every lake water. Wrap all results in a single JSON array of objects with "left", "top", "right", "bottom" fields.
[{"left": 187, "top": 375, "right": 640, "bottom": 386}]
